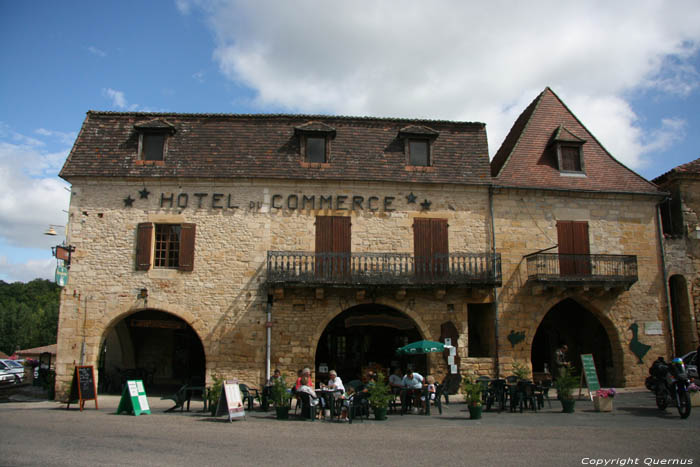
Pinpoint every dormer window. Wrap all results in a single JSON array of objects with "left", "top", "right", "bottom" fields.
[
  {"left": 550, "top": 125, "right": 586, "bottom": 175},
  {"left": 399, "top": 125, "right": 439, "bottom": 167},
  {"left": 295, "top": 121, "right": 336, "bottom": 164},
  {"left": 134, "top": 119, "right": 176, "bottom": 163}
]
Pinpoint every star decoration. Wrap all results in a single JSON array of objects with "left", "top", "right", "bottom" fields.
[
  {"left": 406, "top": 192, "right": 417, "bottom": 204},
  {"left": 123, "top": 195, "right": 135, "bottom": 207},
  {"left": 420, "top": 199, "right": 432, "bottom": 210},
  {"left": 139, "top": 187, "right": 150, "bottom": 199}
]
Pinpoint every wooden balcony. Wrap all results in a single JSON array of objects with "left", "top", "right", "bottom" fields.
[
  {"left": 266, "top": 251, "right": 501, "bottom": 289},
  {"left": 526, "top": 253, "right": 638, "bottom": 288}
]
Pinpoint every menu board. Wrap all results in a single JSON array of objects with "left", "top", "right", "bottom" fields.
[
  {"left": 580, "top": 354, "right": 601, "bottom": 397},
  {"left": 117, "top": 380, "right": 151, "bottom": 416},
  {"left": 67, "top": 365, "right": 98, "bottom": 411},
  {"left": 215, "top": 379, "right": 245, "bottom": 422}
]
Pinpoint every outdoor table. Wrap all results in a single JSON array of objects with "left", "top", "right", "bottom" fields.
[
  {"left": 400, "top": 387, "right": 423, "bottom": 414},
  {"left": 316, "top": 388, "right": 342, "bottom": 419}
]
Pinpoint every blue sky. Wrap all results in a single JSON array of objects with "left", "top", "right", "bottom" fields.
[{"left": 1, "top": 0, "right": 700, "bottom": 283}]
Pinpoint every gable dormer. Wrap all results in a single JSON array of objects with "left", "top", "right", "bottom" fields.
[{"left": 549, "top": 125, "right": 586, "bottom": 176}]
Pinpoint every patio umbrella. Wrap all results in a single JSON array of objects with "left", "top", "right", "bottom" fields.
[{"left": 396, "top": 340, "right": 448, "bottom": 355}]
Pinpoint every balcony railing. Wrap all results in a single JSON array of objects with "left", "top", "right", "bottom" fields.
[
  {"left": 526, "top": 253, "right": 638, "bottom": 287},
  {"left": 267, "top": 251, "right": 501, "bottom": 288}
]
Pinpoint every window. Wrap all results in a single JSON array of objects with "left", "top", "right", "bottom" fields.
[
  {"left": 306, "top": 136, "right": 327, "bottom": 163},
  {"left": 557, "top": 220, "right": 590, "bottom": 276},
  {"left": 550, "top": 125, "right": 586, "bottom": 174},
  {"left": 660, "top": 187, "right": 684, "bottom": 237},
  {"left": 142, "top": 134, "right": 165, "bottom": 161},
  {"left": 409, "top": 139, "right": 429, "bottom": 166},
  {"left": 136, "top": 222, "right": 196, "bottom": 271},
  {"left": 557, "top": 145, "right": 583, "bottom": 173},
  {"left": 467, "top": 304, "right": 495, "bottom": 357}
]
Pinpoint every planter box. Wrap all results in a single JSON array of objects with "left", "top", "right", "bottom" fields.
[
  {"left": 690, "top": 391, "right": 700, "bottom": 407},
  {"left": 593, "top": 396, "right": 613, "bottom": 412}
]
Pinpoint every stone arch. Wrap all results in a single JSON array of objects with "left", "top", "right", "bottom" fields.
[
  {"left": 97, "top": 305, "right": 207, "bottom": 394},
  {"left": 311, "top": 298, "right": 432, "bottom": 382},
  {"left": 528, "top": 295, "right": 624, "bottom": 386},
  {"left": 669, "top": 274, "right": 696, "bottom": 355}
]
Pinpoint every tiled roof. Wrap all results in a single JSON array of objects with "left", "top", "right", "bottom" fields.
[
  {"left": 653, "top": 157, "right": 700, "bottom": 186},
  {"left": 60, "top": 112, "right": 490, "bottom": 185},
  {"left": 491, "top": 88, "right": 660, "bottom": 194}
]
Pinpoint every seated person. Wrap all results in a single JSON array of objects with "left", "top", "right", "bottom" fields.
[
  {"left": 295, "top": 367, "right": 313, "bottom": 391},
  {"left": 298, "top": 375, "right": 323, "bottom": 417},
  {"left": 326, "top": 370, "right": 345, "bottom": 393},
  {"left": 402, "top": 369, "right": 424, "bottom": 408},
  {"left": 261, "top": 368, "right": 281, "bottom": 410},
  {"left": 389, "top": 368, "right": 403, "bottom": 395}
]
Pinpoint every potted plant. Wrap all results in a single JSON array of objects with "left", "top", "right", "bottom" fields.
[
  {"left": 554, "top": 367, "right": 578, "bottom": 413},
  {"left": 270, "top": 375, "right": 292, "bottom": 419},
  {"left": 207, "top": 374, "right": 223, "bottom": 416},
  {"left": 593, "top": 388, "right": 616, "bottom": 412},
  {"left": 367, "top": 373, "right": 392, "bottom": 420},
  {"left": 462, "top": 378, "right": 484, "bottom": 419}
]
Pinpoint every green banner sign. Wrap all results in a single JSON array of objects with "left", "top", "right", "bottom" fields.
[
  {"left": 117, "top": 380, "right": 151, "bottom": 416},
  {"left": 55, "top": 265, "right": 68, "bottom": 287}
]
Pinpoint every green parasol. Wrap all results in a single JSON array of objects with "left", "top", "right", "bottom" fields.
[{"left": 396, "top": 340, "right": 447, "bottom": 355}]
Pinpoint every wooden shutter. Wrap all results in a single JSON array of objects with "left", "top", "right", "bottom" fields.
[
  {"left": 136, "top": 223, "right": 153, "bottom": 271},
  {"left": 315, "top": 216, "right": 350, "bottom": 279},
  {"left": 557, "top": 220, "right": 590, "bottom": 276},
  {"left": 178, "top": 223, "right": 196, "bottom": 271},
  {"left": 414, "top": 218, "right": 449, "bottom": 278}
]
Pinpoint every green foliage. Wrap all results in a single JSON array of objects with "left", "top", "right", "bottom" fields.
[
  {"left": 207, "top": 373, "right": 224, "bottom": 412},
  {"left": 461, "top": 378, "right": 483, "bottom": 406},
  {"left": 512, "top": 361, "right": 530, "bottom": 381},
  {"left": 271, "top": 375, "right": 292, "bottom": 407},
  {"left": 554, "top": 367, "right": 579, "bottom": 400},
  {"left": 0, "top": 279, "right": 61, "bottom": 355},
  {"left": 367, "top": 373, "right": 393, "bottom": 409}
]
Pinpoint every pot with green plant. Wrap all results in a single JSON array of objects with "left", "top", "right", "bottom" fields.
[
  {"left": 462, "top": 378, "right": 484, "bottom": 419},
  {"left": 270, "top": 375, "right": 292, "bottom": 419},
  {"left": 368, "top": 373, "right": 392, "bottom": 420},
  {"left": 511, "top": 361, "right": 530, "bottom": 381},
  {"left": 554, "top": 367, "right": 578, "bottom": 413},
  {"left": 207, "top": 374, "right": 223, "bottom": 416}
]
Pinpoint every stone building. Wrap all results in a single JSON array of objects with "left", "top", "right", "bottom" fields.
[
  {"left": 54, "top": 88, "right": 673, "bottom": 395},
  {"left": 653, "top": 159, "right": 700, "bottom": 357}
]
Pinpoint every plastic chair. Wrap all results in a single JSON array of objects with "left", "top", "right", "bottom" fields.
[
  {"left": 348, "top": 392, "right": 369, "bottom": 423},
  {"left": 239, "top": 383, "right": 260, "bottom": 411},
  {"left": 296, "top": 391, "right": 318, "bottom": 421}
]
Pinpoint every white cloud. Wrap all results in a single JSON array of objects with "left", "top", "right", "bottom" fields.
[
  {"left": 0, "top": 256, "right": 55, "bottom": 283},
  {"left": 102, "top": 88, "right": 138, "bottom": 110},
  {"left": 180, "top": 0, "right": 700, "bottom": 170},
  {"left": 192, "top": 71, "right": 205, "bottom": 83},
  {"left": 87, "top": 46, "right": 106, "bottom": 57}
]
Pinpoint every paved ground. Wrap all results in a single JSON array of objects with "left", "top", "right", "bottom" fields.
[{"left": 0, "top": 388, "right": 698, "bottom": 466}]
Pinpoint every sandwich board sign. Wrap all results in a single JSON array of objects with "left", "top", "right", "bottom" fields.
[
  {"left": 116, "top": 380, "right": 151, "bottom": 416},
  {"left": 579, "top": 354, "right": 601, "bottom": 400},
  {"left": 215, "top": 379, "right": 245, "bottom": 422},
  {"left": 66, "top": 365, "right": 98, "bottom": 411}
]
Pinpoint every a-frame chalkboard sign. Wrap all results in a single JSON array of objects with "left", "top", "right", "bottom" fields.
[
  {"left": 116, "top": 380, "right": 151, "bottom": 416},
  {"left": 215, "top": 379, "right": 245, "bottom": 422},
  {"left": 578, "top": 354, "right": 601, "bottom": 400},
  {"left": 67, "top": 365, "right": 98, "bottom": 411}
]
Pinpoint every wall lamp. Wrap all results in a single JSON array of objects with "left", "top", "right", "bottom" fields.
[
  {"left": 138, "top": 288, "right": 148, "bottom": 300},
  {"left": 44, "top": 224, "right": 66, "bottom": 236}
]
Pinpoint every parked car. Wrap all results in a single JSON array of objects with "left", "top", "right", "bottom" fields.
[
  {"left": 0, "top": 370, "right": 15, "bottom": 385},
  {"left": 0, "top": 359, "right": 25, "bottom": 384},
  {"left": 681, "top": 351, "right": 698, "bottom": 379}
]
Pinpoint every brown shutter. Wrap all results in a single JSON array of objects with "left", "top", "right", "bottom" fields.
[
  {"left": 315, "top": 216, "right": 334, "bottom": 278},
  {"left": 572, "top": 221, "right": 590, "bottom": 275},
  {"left": 332, "top": 216, "right": 351, "bottom": 278},
  {"left": 557, "top": 220, "right": 590, "bottom": 276},
  {"left": 178, "top": 223, "right": 196, "bottom": 271},
  {"left": 414, "top": 218, "right": 431, "bottom": 277},
  {"left": 432, "top": 218, "right": 449, "bottom": 276},
  {"left": 136, "top": 223, "right": 153, "bottom": 271}
]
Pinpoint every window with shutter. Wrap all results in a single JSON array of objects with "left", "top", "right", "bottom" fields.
[
  {"left": 557, "top": 220, "right": 590, "bottom": 276},
  {"left": 413, "top": 218, "right": 448, "bottom": 278},
  {"left": 315, "top": 216, "right": 351, "bottom": 279},
  {"left": 137, "top": 223, "right": 196, "bottom": 271}
]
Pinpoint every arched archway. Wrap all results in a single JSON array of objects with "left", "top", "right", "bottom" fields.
[
  {"left": 314, "top": 304, "right": 423, "bottom": 383},
  {"left": 669, "top": 274, "right": 694, "bottom": 356},
  {"left": 98, "top": 309, "right": 205, "bottom": 395},
  {"left": 531, "top": 298, "right": 614, "bottom": 386}
]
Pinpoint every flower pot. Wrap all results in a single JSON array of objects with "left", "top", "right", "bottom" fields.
[
  {"left": 561, "top": 399, "right": 575, "bottom": 413},
  {"left": 593, "top": 396, "right": 613, "bottom": 412},
  {"left": 468, "top": 404, "right": 483, "bottom": 420},
  {"left": 373, "top": 407, "right": 388, "bottom": 420},
  {"left": 275, "top": 406, "right": 290, "bottom": 420},
  {"left": 690, "top": 391, "right": 700, "bottom": 407}
]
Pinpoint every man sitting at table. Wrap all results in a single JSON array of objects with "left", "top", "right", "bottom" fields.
[
  {"left": 326, "top": 370, "right": 345, "bottom": 392},
  {"left": 389, "top": 368, "right": 403, "bottom": 394},
  {"left": 402, "top": 369, "right": 424, "bottom": 409}
]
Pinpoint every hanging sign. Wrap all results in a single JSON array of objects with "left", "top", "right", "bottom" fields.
[
  {"left": 579, "top": 354, "right": 601, "bottom": 400},
  {"left": 67, "top": 365, "right": 98, "bottom": 411},
  {"left": 215, "top": 379, "right": 245, "bottom": 422},
  {"left": 55, "top": 265, "right": 68, "bottom": 287},
  {"left": 116, "top": 380, "right": 151, "bottom": 416}
]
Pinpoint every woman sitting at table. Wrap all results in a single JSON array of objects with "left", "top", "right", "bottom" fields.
[
  {"left": 326, "top": 370, "right": 345, "bottom": 392},
  {"left": 298, "top": 375, "right": 324, "bottom": 417}
]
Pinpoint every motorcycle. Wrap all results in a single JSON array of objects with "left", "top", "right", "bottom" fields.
[{"left": 645, "top": 357, "right": 692, "bottom": 419}]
